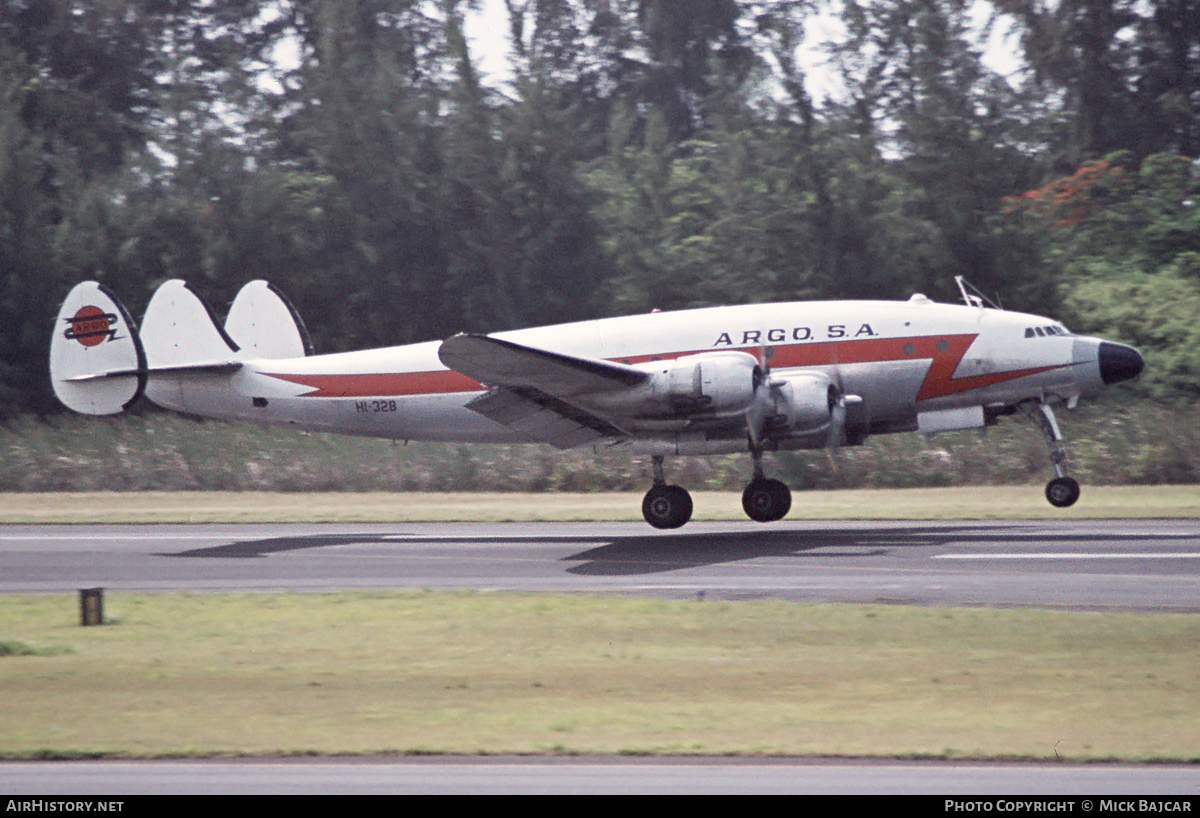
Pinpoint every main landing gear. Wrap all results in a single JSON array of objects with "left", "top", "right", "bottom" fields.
[
  {"left": 641, "top": 453, "right": 793, "bottom": 529},
  {"left": 641, "top": 456, "right": 694, "bottom": 529},
  {"left": 642, "top": 482, "right": 693, "bottom": 529},
  {"left": 1024, "top": 399, "right": 1081, "bottom": 508},
  {"left": 741, "top": 446, "right": 791, "bottom": 523}
]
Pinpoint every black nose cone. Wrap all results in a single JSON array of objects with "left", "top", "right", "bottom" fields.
[{"left": 1099, "top": 342, "right": 1144, "bottom": 385}]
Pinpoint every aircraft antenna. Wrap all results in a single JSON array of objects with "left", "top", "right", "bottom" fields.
[{"left": 955, "top": 276, "right": 1001, "bottom": 310}]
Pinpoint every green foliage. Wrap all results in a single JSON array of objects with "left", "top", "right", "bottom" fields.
[
  {"left": 1003, "top": 151, "right": 1200, "bottom": 400},
  {"left": 992, "top": 0, "right": 1200, "bottom": 160},
  {"left": 0, "top": 46, "right": 77, "bottom": 417},
  {"left": 585, "top": 113, "right": 830, "bottom": 312},
  {"left": 1066, "top": 271, "right": 1200, "bottom": 403},
  {"left": 6, "top": 404, "right": 1198, "bottom": 493}
]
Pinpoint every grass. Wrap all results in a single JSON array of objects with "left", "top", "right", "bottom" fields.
[
  {"left": 3, "top": 400, "right": 1199, "bottom": 495},
  {"left": 1, "top": 591, "right": 1198, "bottom": 760},
  {"left": 0, "top": 639, "right": 72, "bottom": 657}
]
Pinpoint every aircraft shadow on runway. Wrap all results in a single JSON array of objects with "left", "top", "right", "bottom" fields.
[
  {"left": 153, "top": 524, "right": 1196, "bottom": 575},
  {"left": 157, "top": 534, "right": 393, "bottom": 559},
  {"left": 561, "top": 529, "right": 895, "bottom": 575},
  {"left": 560, "top": 525, "right": 1200, "bottom": 576},
  {"left": 142, "top": 524, "right": 1096, "bottom": 573},
  {"left": 154, "top": 528, "right": 915, "bottom": 570},
  {"left": 154, "top": 527, "right": 940, "bottom": 568}
]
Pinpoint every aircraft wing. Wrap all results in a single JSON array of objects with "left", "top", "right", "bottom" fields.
[{"left": 438, "top": 334, "right": 646, "bottom": 448}]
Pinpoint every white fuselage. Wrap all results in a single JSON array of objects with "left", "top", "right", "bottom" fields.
[{"left": 142, "top": 298, "right": 1110, "bottom": 449}]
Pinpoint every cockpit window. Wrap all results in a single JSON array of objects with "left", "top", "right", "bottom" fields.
[{"left": 1025, "top": 325, "right": 1071, "bottom": 338}]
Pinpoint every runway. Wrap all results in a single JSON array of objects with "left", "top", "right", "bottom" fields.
[
  {"left": 4, "top": 757, "right": 1199, "bottom": 795},
  {"left": 2, "top": 519, "right": 1199, "bottom": 610}
]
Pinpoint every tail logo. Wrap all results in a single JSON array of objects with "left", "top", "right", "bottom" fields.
[{"left": 64, "top": 305, "right": 119, "bottom": 347}]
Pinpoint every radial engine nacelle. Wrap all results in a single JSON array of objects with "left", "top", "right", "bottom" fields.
[
  {"left": 769, "top": 372, "right": 839, "bottom": 434},
  {"left": 632, "top": 350, "right": 762, "bottom": 418}
]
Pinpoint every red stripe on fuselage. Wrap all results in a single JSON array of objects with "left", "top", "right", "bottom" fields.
[
  {"left": 768, "top": 333, "right": 1065, "bottom": 401},
  {"left": 262, "top": 369, "right": 482, "bottom": 397},
  {"left": 263, "top": 333, "right": 1065, "bottom": 401},
  {"left": 624, "top": 334, "right": 1065, "bottom": 401}
]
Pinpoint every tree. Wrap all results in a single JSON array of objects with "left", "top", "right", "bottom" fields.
[
  {"left": 437, "top": 0, "right": 612, "bottom": 332},
  {"left": 236, "top": 0, "right": 454, "bottom": 350},
  {"left": 1002, "top": 151, "right": 1200, "bottom": 401},
  {"left": 827, "top": 0, "right": 1049, "bottom": 306},
  {"left": 1132, "top": 0, "right": 1200, "bottom": 157},
  {"left": 0, "top": 0, "right": 182, "bottom": 416},
  {"left": 992, "top": 0, "right": 1200, "bottom": 162}
]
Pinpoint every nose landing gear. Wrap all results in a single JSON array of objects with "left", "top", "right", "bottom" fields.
[
  {"left": 1025, "top": 400, "right": 1081, "bottom": 508},
  {"left": 1046, "top": 475, "right": 1081, "bottom": 507}
]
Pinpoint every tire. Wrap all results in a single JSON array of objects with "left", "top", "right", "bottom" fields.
[
  {"left": 642, "top": 485, "right": 693, "bottom": 529},
  {"left": 742, "top": 478, "right": 792, "bottom": 523},
  {"left": 1045, "top": 476, "right": 1081, "bottom": 508}
]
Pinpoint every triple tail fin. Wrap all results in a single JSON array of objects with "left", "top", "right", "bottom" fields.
[
  {"left": 224, "top": 280, "right": 313, "bottom": 359},
  {"left": 51, "top": 279, "right": 311, "bottom": 416},
  {"left": 139, "top": 280, "right": 242, "bottom": 370},
  {"left": 50, "top": 281, "right": 147, "bottom": 415}
]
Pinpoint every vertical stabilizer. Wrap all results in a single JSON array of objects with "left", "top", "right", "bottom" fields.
[
  {"left": 224, "top": 280, "right": 313, "bottom": 359},
  {"left": 139, "top": 280, "right": 240, "bottom": 368},
  {"left": 50, "top": 281, "right": 146, "bottom": 414}
]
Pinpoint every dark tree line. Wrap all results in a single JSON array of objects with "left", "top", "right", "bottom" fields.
[{"left": 3, "top": 0, "right": 1199, "bottom": 417}]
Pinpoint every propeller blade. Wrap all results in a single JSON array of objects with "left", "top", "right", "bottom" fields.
[
  {"left": 745, "top": 358, "right": 773, "bottom": 451},
  {"left": 827, "top": 397, "right": 847, "bottom": 451},
  {"left": 746, "top": 409, "right": 762, "bottom": 450},
  {"left": 825, "top": 394, "right": 849, "bottom": 483}
]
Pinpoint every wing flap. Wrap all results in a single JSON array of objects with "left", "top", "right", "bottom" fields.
[
  {"left": 438, "top": 334, "right": 646, "bottom": 395},
  {"left": 438, "top": 334, "right": 642, "bottom": 448},
  {"left": 466, "top": 387, "right": 628, "bottom": 449}
]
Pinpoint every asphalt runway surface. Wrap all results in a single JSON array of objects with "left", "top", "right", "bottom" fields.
[
  {"left": 3, "top": 518, "right": 1198, "bottom": 794},
  {"left": 4, "top": 757, "right": 1199, "bottom": 795},
  {"left": 2, "top": 519, "right": 1199, "bottom": 610}
]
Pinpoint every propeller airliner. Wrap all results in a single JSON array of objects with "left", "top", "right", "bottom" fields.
[{"left": 51, "top": 277, "right": 1144, "bottom": 528}]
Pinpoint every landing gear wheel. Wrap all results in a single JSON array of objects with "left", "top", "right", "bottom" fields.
[
  {"left": 1045, "top": 476, "right": 1081, "bottom": 508},
  {"left": 742, "top": 478, "right": 792, "bottom": 523},
  {"left": 642, "top": 485, "right": 693, "bottom": 529}
]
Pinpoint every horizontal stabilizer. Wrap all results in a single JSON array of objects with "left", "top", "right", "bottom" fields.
[
  {"left": 59, "top": 362, "right": 243, "bottom": 382},
  {"left": 225, "top": 280, "right": 313, "bottom": 359},
  {"left": 50, "top": 281, "right": 146, "bottom": 414}
]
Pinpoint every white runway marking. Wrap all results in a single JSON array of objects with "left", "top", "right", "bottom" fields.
[{"left": 935, "top": 552, "right": 1200, "bottom": 560}]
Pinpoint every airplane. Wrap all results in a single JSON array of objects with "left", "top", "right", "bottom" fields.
[{"left": 50, "top": 276, "right": 1144, "bottom": 528}]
